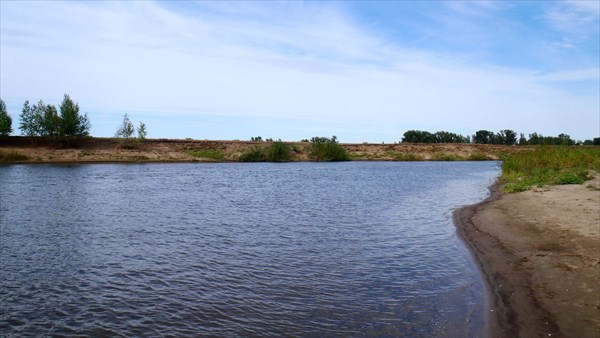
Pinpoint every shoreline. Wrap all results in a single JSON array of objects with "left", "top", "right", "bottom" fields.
[
  {"left": 454, "top": 179, "right": 600, "bottom": 337},
  {"left": 1, "top": 136, "right": 530, "bottom": 163}
]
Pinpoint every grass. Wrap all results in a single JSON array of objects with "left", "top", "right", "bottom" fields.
[
  {"left": 433, "top": 152, "right": 462, "bottom": 161},
  {"left": 0, "top": 150, "right": 29, "bottom": 163},
  {"left": 502, "top": 146, "right": 600, "bottom": 193},
  {"left": 187, "top": 149, "right": 226, "bottom": 160}
]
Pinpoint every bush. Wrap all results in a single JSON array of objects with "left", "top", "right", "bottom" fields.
[
  {"left": 0, "top": 150, "right": 29, "bottom": 162},
  {"left": 266, "top": 141, "right": 291, "bottom": 162},
  {"left": 239, "top": 147, "right": 266, "bottom": 162},
  {"left": 309, "top": 136, "right": 350, "bottom": 161}
]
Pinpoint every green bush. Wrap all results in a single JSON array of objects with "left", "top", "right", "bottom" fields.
[
  {"left": 266, "top": 141, "right": 291, "bottom": 162},
  {"left": 239, "top": 147, "right": 266, "bottom": 162},
  {"left": 309, "top": 136, "right": 350, "bottom": 161}
]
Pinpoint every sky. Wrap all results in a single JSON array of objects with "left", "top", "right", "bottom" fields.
[{"left": 1, "top": 1, "right": 599, "bottom": 142}]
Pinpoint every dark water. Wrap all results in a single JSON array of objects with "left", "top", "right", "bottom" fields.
[{"left": 0, "top": 162, "right": 499, "bottom": 337}]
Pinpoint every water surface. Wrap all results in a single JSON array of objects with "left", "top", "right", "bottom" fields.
[{"left": 0, "top": 162, "right": 499, "bottom": 337}]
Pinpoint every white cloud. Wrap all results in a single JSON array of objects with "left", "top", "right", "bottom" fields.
[{"left": 1, "top": 1, "right": 598, "bottom": 141}]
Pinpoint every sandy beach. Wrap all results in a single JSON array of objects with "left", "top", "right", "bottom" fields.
[{"left": 455, "top": 176, "right": 600, "bottom": 337}]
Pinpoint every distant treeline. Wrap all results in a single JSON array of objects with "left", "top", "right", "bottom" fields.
[
  {"left": 401, "top": 129, "right": 600, "bottom": 146},
  {"left": 0, "top": 95, "right": 90, "bottom": 141}
]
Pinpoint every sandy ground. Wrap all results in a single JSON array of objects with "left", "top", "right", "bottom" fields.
[{"left": 455, "top": 176, "right": 600, "bottom": 338}]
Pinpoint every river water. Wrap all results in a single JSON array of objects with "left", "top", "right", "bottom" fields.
[{"left": 0, "top": 162, "right": 499, "bottom": 337}]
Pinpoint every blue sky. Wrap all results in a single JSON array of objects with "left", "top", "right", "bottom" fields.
[{"left": 1, "top": 1, "right": 598, "bottom": 142}]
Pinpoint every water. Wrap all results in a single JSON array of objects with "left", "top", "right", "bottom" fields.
[{"left": 0, "top": 162, "right": 499, "bottom": 337}]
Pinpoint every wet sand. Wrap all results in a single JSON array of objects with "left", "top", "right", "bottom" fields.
[{"left": 455, "top": 176, "right": 600, "bottom": 337}]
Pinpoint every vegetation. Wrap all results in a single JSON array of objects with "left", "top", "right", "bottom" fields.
[
  {"left": 137, "top": 122, "right": 147, "bottom": 140},
  {"left": 187, "top": 149, "right": 226, "bottom": 160},
  {"left": 59, "top": 94, "right": 91, "bottom": 138},
  {"left": 115, "top": 113, "right": 135, "bottom": 139},
  {"left": 0, "top": 99, "right": 12, "bottom": 136},
  {"left": 502, "top": 147, "right": 600, "bottom": 193},
  {"left": 402, "top": 130, "right": 469, "bottom": 143},
  {"left": 0, "top": 150, "right": 28, "bottom": 162},
  {"left": 309, "top": 136, "right": 350, "bottom": 161},
  {"left": 16, "top": 94, "right": 90, "bottom": 144},
  {"left": 239, "top": 140, "right": 292, "bottom": 162}
]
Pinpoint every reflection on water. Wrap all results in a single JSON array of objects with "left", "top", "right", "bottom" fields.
[{"left": 0, "top": 162, "right": 499, "bottom": 337}]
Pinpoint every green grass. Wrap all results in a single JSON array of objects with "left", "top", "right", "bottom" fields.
[
  {"left": 502, "top": 146, "right": 600, "bottom": 193},
  {"left": 187, "top": 149, "right": 226, "bottom": 160},
  {"left": 433, "top": 152, "right": 462, "bottom": 161},
  {"left": 0, "top": 150, "right": 29, "bottom": 162}
]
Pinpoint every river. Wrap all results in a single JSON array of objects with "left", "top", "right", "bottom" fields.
[{"left": 0, "top": 161, "right": 499, "bottom": 337}]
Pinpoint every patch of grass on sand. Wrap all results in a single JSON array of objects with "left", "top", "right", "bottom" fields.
[
  {"left": 502, "top": 146, "right": 600, "bottom": 193},
  {"left": 433, "top": 152, "right": 462, "bottom": 161},
  {"left": 384, "top": 151, "right": 423, "bottom": 161},
  {"left": 467, "top": 152, "right": 492, "bottom": 161},
  {"left": 187, "top": 149, "right": 226, "bottom": 160},
  {"left": 0, "top": 150, "right": 29, "bottom": 163}
]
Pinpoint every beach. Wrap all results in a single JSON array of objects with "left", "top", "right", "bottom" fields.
[{"left": 455, "top": 176, "right": 600, "bottom": 337}]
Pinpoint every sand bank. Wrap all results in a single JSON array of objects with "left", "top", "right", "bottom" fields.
[{"left": 455, "top": 176, "right": 600, "bottom": 337}]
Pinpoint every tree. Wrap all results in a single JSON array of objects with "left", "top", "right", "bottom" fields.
[
  {"left": 473, "top": 130, "right": 495, "bottom": 144},
  {"left": 41, "top": 104, "right": 61, "bottom": 141},
  {"left": 0, "top": 99, "right": 13, "bottom": 136},
  {"left": 518, "top": 133, "right": 528, "bottom": 145},
  {"left": 115, "top": 113, "right": 135, "bottom": 139},
  {"left": 496, "top": 129, "right": 517, "bottom": 145},
  {"left": 19, "top": 100, "right": 39, "bottom": 138},
  {"left": 402, "top": 130, "right": 436, "bottom": 143},
  {"left": 137, "top": 121, "right": 147, "bottom": 140},
  {"left": 59, "top": 94, "right": 90, "bottom": 137}
]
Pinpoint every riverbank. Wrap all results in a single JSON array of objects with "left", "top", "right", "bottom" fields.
[
  {"left": 0, "top": 136, "right": 528, "bottom": 163},
  {"left": 454, "top": 176, "right": 600, "bottom": 337}
]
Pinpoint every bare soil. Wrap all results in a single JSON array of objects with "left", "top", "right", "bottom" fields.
[{"left": 455, "top": 176, "right": 600, "bottom": 338}]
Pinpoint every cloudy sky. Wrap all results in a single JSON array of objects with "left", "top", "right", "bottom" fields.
[{"left": 1, "top": 1, "right": 598, "bottom": 142}]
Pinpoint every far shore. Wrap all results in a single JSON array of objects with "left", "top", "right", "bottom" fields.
[
  {"left": 454, "top": 176, "right": 600, "bottom": 337},
  {"left": 0, "top": 136, "right": 532, "bottom": 163}
]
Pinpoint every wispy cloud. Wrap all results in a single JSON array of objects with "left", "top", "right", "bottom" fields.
[{"left": 0, "top": 1, "right": 598, "bottom": 141}]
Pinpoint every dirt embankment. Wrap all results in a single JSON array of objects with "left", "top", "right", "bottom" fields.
[
  {"left": 0, "top": 137, "right": 529, "bottom": 163},
  {"left": 455, "top": 177, "right": 600, "bottom": 338}
]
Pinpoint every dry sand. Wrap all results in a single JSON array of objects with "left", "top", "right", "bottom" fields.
[{"left": 455, "top": 176, "right": 600, "bottom": 338}]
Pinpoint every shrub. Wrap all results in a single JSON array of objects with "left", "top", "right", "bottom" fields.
[
  {"left": 266, "top": 141, "right": 291, "bottom": 162},
  {"left": 239, "top": 147, "right": 266, "bottom": 162},
  {"left": 309, "top": 136, "right": 350, "bottom": 161},
  {"left": 0, "top": 150, "right": 29, "bottom": 162}
]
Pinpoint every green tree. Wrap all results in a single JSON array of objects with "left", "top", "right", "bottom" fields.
[
  {"left": 402, "top": 130, "right": 436, "bottom": 143},
  {"left": 41, "top": 104, "right": 61, "bottom": 141},
  {"left": 473, "top": 130, "right": 495, "bottom": 144},
  {"left": 496, "top": 129, "right": 517, "bottom": 145},
  {"left": 59, "top": 94, "right": 90, "bottom": 137},
  {"left": 115, "top": 113, "right": 135, "bottom": 139},
  {"left": 0, "top": 99, "right": 13, "bottom": 136},
  {"left": 137, "top": 121, "right": 147, "bottom": 140},
  {"left": 19, "top": 100, "right": 39, "bottom": 138}
]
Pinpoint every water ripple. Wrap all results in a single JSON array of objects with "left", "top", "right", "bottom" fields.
[{"left": 1, "top": 162, "right": 499, "bottom": 337}]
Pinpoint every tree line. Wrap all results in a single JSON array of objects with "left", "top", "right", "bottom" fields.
[
  {"left": 402, "top": 129, "right": 600, "bottom": 146},
  {"left": 0, "top": 95, "right": 90, "bottom": 141}
]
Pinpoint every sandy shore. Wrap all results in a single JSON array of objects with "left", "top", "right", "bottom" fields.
[{"left": 455, "top": 176, "right": 600, "bottom": 337}]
